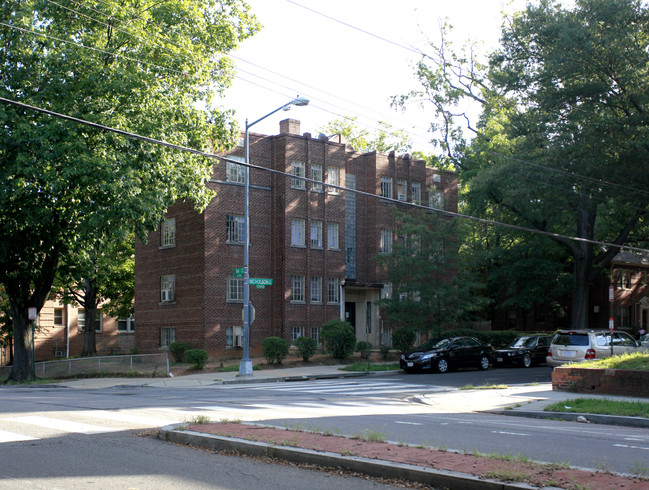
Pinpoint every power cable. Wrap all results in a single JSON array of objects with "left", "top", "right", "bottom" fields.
[{"left": 2, "top": 95, "right": 647, "bottom": 255}]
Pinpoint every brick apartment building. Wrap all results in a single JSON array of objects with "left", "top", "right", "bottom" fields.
[{"left": 134, "top": 119, "right": 458, "bottom": 358}]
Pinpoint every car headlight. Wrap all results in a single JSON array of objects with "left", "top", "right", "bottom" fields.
[
  {"left": 400, "top": 354, "right": 405, "bottom": 360},
  {"left": 420, "top": 352, "right": 438, "bottom": 361}
]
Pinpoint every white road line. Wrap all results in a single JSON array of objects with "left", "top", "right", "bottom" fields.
[
  {"left": 0, "top": 429, "right": 37, "bottom": 443},
  {"left": 613, "top": 443, "right": 649, "bottom": 451},
  {"left": 6, "top": 416, "right": 119, "bottom": 434},
  {"left": 76, "top": 410, "right": 172, "bottom": 427},
  {"left": 394, "top": 421, "right": 423, "bottom": 426},
  {"left": 491, "top": 430, "right": 531, "bottom": 436}
]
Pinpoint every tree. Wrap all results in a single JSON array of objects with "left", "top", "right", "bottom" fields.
[
  {"left": 377, "top": 210, "right": 489, "bottom": 337},
  {"left": 401, "top": 0, "right": 649, "bottom": 330},
  {"left": 319, "top": 117, "right": 413, "bottom": 153},
  {"left": 0, "top": 0, "right": 259, "bottom": 381}
]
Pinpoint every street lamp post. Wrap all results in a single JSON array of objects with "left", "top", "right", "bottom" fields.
[{"left": 239, "top": 96, "right": 309, "bottom": 376}]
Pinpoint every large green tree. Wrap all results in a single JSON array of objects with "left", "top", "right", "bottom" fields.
[
  {"left": 402, "top": 0, "right": 649, "bottom": 329},
  {"left": 0, "top": 0, "right": 259, "bottom": 381}
]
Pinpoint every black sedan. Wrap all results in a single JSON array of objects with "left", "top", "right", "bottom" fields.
[
  {"left": 399, "top": 336, "right": 492, "bottom": 374},
  {"left": 493, "top": 335, "right": 552, "bottom": 368}
]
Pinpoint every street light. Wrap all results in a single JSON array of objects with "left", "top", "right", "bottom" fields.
[{"left": 239, "top": 96, "right": 309, "bottom": 376}]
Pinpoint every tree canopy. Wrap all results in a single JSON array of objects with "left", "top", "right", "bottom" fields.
[{"left": 0, "top": 0, "right": 259, "bottom": 381}]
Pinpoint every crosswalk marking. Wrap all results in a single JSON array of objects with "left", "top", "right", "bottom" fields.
[
  {"left": 76, "top": 410, "right": 173, "bottom": 427},
  {"left": 226, "top": 380, "right": 444, "bottom": 396},
  {"left": 0, "top": 429, "right": 37, "bottom": 443},
  {"left": 6, "top": 415, "right": 120, "bottom": 434}
]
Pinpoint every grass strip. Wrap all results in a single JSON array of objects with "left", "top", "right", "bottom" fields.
[
  {"left": 544, "top": 398, "right": 649, "bottom": 418},
  {"left": 339, "top": 362, "right": 400, "bottom": 372}
]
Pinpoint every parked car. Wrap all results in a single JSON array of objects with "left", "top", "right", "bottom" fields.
[
  {"left": 399, "top": 336, "right": 492, "bottom": 374},
  {"left": 546, "top": 329, "right": 646, "bottom": 367},
  {"left": 640, "top": 333, "right": 649, "bottom": 347},
  {"left": 493, "top": 335, "right": 553, "bottom": 368}
]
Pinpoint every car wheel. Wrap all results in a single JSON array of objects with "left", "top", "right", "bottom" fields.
[
  {"left": 522, "top": 353, "right": 532, "bottom": 368},
  {"left": 478, "top": 355, "right": 490, "bottom": 370},
  {"left": 435, "top": 359, "right": 449, "bottom": 373}
]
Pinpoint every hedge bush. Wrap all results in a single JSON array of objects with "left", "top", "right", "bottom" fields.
[
  {"left": 355, "top": 341, "right": 372, "bottom": 359},
  {"left": 392, "top": 327, "right": 416, "bottom": 354},
  {"left": 321, "top": 318, "right": 356, "bottom": 359},
  {"left": 168, "top": 342, "right": 188, "bottom": 362},
  {"left": 262, "top": 336, "right": 289, "bottom": 365},
  {"left": 185, "top": 349, "right": 208, "bottom": 369},
  {"left": 294, "top": 336, "right": 318, "bottom": 362}
]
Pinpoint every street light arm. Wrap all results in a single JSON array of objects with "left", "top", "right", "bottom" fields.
[{"left": 246, "top": 97, "right": 310, "bottom": 130}]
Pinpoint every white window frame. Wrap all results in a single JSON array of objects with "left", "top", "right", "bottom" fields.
[
  {"left": 160, "top": 327, "right": 176, "bottom": 348},
  {"left": 291, "top": 218, "right": 306, "bottom": 247},
  {"left": 53, "top": 308, "right": 63, "bottom": 326},
  {"left": 118, "top": 317, "right": 135, "bottom": 332},
  {"left": 78, "top": 308, "right": 102, "bottom": 332},
  {"left": 310, "top": 327, "right": 321, "bottom": 346},
  {"left": 411, "top": 182, "right": 421, "bottom": 204},
  {"left": 226, "top": 326, "right": 243, "bottom": 348},
  {"left": 291, "top": 275, "right": 305, "bottom": 303},
  {"left": 291, "top": 161, "right": 306, "bottom": 189},
  {"left": 311, "top": 164, "right": 323, "bottom": 192},
  {"left": 161, "top": 275, "right": 175, "bottom": 303},
  {"left": 397, "top": 179, "right": 407, "bottom": 201},
  {"left": 291, "top": 326, "right": 305, "bottom": 342},
  {"left": 327, "top": 222, "right": 339, "bottom": 250},
  {"left": 310, "top": 276, "right": 323, "bottom": 303},
  {"left": 310, "top": 220, "right": 323, "bottom": 248},
  {"left": 327, "top": 167, "right": 340, "bottom": 194},
  {"left": 226, "top": 215, "right": 245, "bottom": 244},
  {"left": 380, "top": 177, "right": 392, "bottom": 199},
  {"left": 226, "top": 156, "right": 246, "bottom": 184},
  {"left": 327, "top": 278, "right": 339, "bottom": 304},
  {"left": 382, "top": 282, "right": 393, "bottom": 300},
  {"left": 380, "top": 229, "right": 393, "bottom": 253},
  {"left": 227, "top": 274, "right": 244, "bottom": 302},
  {"left": 429, "top": 189, "right": 444, "bottom": 209},
  {"left": 161, "top": 218, "right": 176, "bottom": 248}
]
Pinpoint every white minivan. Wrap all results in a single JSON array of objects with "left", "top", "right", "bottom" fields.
[{"left": 546, "top": 329, "right": 646, "bottom": 367}]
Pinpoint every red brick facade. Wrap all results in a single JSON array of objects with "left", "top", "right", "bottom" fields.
[{"left": 134, "top": 119, "right": 458, "bottom": 359}]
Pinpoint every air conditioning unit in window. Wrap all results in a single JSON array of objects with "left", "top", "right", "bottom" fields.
[
  {"left": 161, "top": 290, "right": 173, "bottom": 302},
  {"left": 433, "top": 174, "right": 441, "bottom": 182},
  {"left": 233, "top": 326, "right": 243, "bottom": 347},
  {"left": 398, "top": 194, "right": 406, "bottom": 201}
]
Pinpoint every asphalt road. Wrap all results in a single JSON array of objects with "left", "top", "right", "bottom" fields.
[{"left": 1, "top": 365, "right": 648, "bottom": 481}]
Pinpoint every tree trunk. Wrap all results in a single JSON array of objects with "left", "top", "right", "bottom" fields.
[
  {"left": 81, "top": 278, "right": 98, "bottom": 357},
  {"left": 8, "top": 304, "right": 31, "bottom": 382},
  {"left": 570, "top": 208, "right": 596, "bottom": 330}
]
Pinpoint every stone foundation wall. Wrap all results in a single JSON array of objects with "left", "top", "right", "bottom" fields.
[{"left": 552, "top": 367, "right": 649, "bottom": 398}]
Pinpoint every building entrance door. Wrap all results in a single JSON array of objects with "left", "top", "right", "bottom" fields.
[{"left": 345, "top": 302, "right": 356, "bottom": 327}]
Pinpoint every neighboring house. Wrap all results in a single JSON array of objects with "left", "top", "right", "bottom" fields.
[
  {"left": 16, "top": 300, "right": 136, "bottom": 362},
  {"left": 134, "top": 118, "right": 458, "bottom": 357}
]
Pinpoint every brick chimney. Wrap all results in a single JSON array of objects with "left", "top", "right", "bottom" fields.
[{"left": 279, "top": 118, "right": 301, "bottom": 135}]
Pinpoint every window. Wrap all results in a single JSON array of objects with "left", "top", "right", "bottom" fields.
[
  {"left": 161, "top": 218, "right": 176, "bottom": 248},
  {"left": 310, "top": 276, "right": 322, "bottom": 303},
  {"left": 617, "top": 305, "right": 632, "bottom": 327},
  {"left": 311, "top": 164, "right": 323, "bottom": 192},
  {"left": 291, "top": 161, "right": 305, "bottom": 189},
  {"left": 291, "top": 218, "right": 305, "bottom": 247},
  {"left": 78, "top": 309, "right": 102, "bottom": 332},
  {"left": 617, "top": 270, "right": 632, "bottom": 289},
  {"left": 327, "top": 278, "right": 339, "bottom": 304},
  {"left": 429, "top": 189, "right": 444, "bottom": 209},
  {"left": 226, "top": 326, "right": 242, "bottom": 348},
  {"left": 118, "top": 317, "right": 135, "bottom": 332},
  {"left": 160, "top": 327, "right": 176, "bottom": 348},
  {"left": 310, "top": 327, "right": 321, "bottom": 345},
  {"left": 380, "top": 229, "right": 392, "bottom": 253},
  {"left": 310, "top": 221, "right": 323, "bottom": 248},
  {"left": 291, "top": 275, "right": 305, "bottom": 302},
  {"left": 327, "top": 167, "right": 339, "bottom": 194},
  {"left": 161, "top": 275, "right": 175, "bottom": 302},
  {"left": 327, "top": 222, "right": 339, "bottom": 250},
  {"left": 380, "top": 177, "right": 392, "bottom": 199},
  {"left": 382, "top": 282, "right": 393, "bottom": 300},
  {"left": 227, "top": 274, "right": 243, "bottom": 302},
  {"left": 226, "top": 215, "right": 245, "bottom": 244},
  {"left": 291, "top": 326, "right": 305, "bottom": 342},
  {"left": 226, "top": 156, "right": 246, "bottom": 184},
  {"left": 397, "top": 179, "right": 407, "bottom": 201},
  {"left": 53, "top": 308, "right": 63, "bottom": 326},
  {"left": 411, "top": 182, "right": 421, "bottom": 204}
]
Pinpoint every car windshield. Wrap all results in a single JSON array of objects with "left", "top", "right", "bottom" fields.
[
  {"left": 510, "top": 337, "right": 535, "bottom": 348},
  {"left": 416, "top": 338, "right": 452, "bottom": 351}
]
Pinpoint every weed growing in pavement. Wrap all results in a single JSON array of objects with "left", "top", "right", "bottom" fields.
[
  {"left": 183, "top": 415, "right": 210, "bottom": 424},
  {"left": 484, "top": 469, "right": 528, "bottom": 483},
  {"left": 341, "top": 449, "right": 357, "bottom": 456},
  {"left": 355, "top": 429, "right": 386, "bottom": 443},
  {"left": 593, "top": 458, "right": 609, "bottom": 471},
  {"left": 460, "top": 383, "right": 508, "bottom": 390},
  {"left": 629, "top": 461, "right": 649, "bottom": 477},
  {"left": 218, "top": 417, "right": 242, "bottom": 424},
  {"left": 279, "top": 435, "right": 299, "bottom": 447}
]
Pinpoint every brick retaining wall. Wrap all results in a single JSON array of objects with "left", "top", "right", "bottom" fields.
[{"left": 552, "top": 367, "right": 649, "bottom": 398}]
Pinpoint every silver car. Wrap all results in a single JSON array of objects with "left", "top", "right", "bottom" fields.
[{"left": 546, "top": 329, "right": 646, "bottom": 367}]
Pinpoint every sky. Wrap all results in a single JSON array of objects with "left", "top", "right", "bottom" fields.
[{"left": 221, "top": 0, "right": 527, "bottom": 154}]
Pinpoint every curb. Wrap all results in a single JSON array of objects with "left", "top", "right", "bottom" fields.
[
  {"left": 159, "top": 424, "right": 536, "bottom": 490},
  {"left": 490, "top": 410, "right": 649, "bottom": 429}
]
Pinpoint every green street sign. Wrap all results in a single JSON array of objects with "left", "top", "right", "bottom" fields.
[
  {"left": 249, "top": 278, "right": 273, "bottom": 286},
  {"left": 234, "top": 267, "right": 244, "bottom": 274}
]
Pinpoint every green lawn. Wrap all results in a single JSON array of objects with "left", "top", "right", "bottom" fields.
[{"left": 544, "top": 398, "right": 649, "bottom": 418}]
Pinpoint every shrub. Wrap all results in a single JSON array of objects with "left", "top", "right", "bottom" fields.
[
  {"left": 262, "top": 336, "right": 289, "bottom": 365},
  {"left": 294, "top": 336, "right": 318, "bottom": 362},
  {"left": 355, "top": 341, "right": 372, "bottom": 359},
  {"left": 185, "top": 349, "right": 208, "bottom": 369},
  {"left": 168, "top": 342, "right": 188, "bottom": 362},
  {"left": 321, "top": 318, "right": 356, "bottom": 359},
  {"left": 379, "top": 345, "right": 391, "bottom": 360},
  {"left": 392, "top": 327, "right": 416, "bottom": 354}
]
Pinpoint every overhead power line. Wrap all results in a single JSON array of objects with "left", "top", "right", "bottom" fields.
[{"left": 1, "top": 95, "right": 647, "bottom": 255}]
